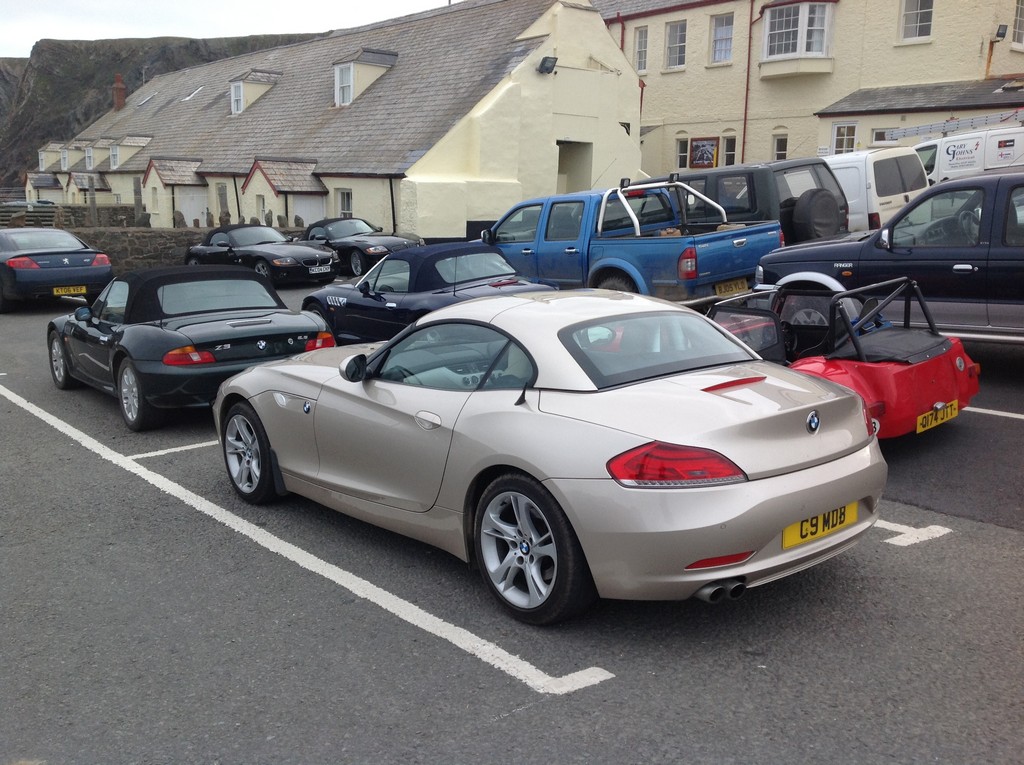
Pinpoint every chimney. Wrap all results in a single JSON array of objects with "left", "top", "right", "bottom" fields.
[{"left": 113, "top": 73, "right": 126, "bottom": 111}]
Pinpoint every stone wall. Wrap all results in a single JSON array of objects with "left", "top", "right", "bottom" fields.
[{"left": 69, "top": 226, "right": 303, "bottom": 276}]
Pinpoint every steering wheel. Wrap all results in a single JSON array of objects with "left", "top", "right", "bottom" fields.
[
  {"left": 958, "top": 209, "right": 981, "bottom": 242},
  {"left": 792, "top": 308, "right": 827, "bottom": 326},
  {"left": 780, "top": 320, "right": 798, "bottom": 355},
  {"left": 380, "top": 364, "right": 416, "bottom": 382}
]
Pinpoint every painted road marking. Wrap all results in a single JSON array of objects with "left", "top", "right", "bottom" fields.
[
  {"left": 875, "top": 519, "right": 952, "bottom": 546},
  {"left": 965, "top": 406, "right": 1024, "bottom": 422},
  {"left": 0, "top": 384, "right": 614, "bottom": 696},
  {"left": 129, "top": 440, "right": 218, "bottom": 460}
]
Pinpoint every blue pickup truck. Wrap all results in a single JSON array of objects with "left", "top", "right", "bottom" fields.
[{"left": 481, "top": 180, "right": 784, "bottom": 304}]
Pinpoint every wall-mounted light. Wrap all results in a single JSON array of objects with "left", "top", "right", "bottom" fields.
[
  {"left": 995, "top": 24, "right": 1008, "bottom": 41},
  {"left": 537, "top": 56, "right": 558, "bottom": 74}
]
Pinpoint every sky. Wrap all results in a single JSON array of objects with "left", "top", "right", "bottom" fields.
[{"left": 0, "top": 1, "right": 460, "bottom": 58}]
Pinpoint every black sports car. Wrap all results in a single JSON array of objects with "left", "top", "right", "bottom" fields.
[
  {"left": 0, "top": 227, "right": 113, "bottom": 313},
  {"left": 302, "top": 241, "right": 555, "bottom": 344},
  {"left": 47, "top": 265, "right": 336, "bottom": 431},
  {"left": 298, "top": 217, "right": 422, "bottom": 276},
  {"left": 185, "top": 224, "right": 338, "bottom": 285}
]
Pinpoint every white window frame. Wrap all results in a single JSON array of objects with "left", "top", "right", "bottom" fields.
[
  {"left": 871, "top": 128, "right": 899, "bottom": 146},
  {"left": 711, "top": 13, "right": 734, "bottom": 64},
  {"left": 230, "top": 82, "right": 244, "bottom": 114},
  {"left": 832, "top": 123, "right": 858, "bottom": 154},
  {"left": 676, "top": 137, "right": 690, "bottom": 169},
  {"left": 336, "top": 188, "right": 353, "bottom": 218},
  {"left": 85, "top": 148, "right": 93, "bottom": 170},
  {"left": 634, "top": 26, "right": 648, "bottom": 72},
  {"left": 764, "top": 3, "right": 831, "bottom": 60},
  {"left": 109, "top": 145, "right": 120, "bottom": 170},
  {"left": 900, "top": 0, "right": 933, "bottom": 40},
  {"left": 722, "top": 135, "right": 737, "bottom": 165},
  {"left": 773, "top": 134, "right": 789, "bottom": 160},
  {"left": 1015, "top": 0, "right": 1024, "bottom": 45},
  {"left": 335, "top": 64, "right": 353, "bottom": 106},
  {"left": 38, "top": 151, "right": 45, "bottom": 172},
  {"left": 60, "top": 149, "right": 68, "bottom": 171},
  {"left": 665, "top": 20, "right": 687, "bottom": 69}
]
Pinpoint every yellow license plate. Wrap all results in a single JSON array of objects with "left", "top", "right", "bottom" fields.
[
  {"left": 782, "top": 503, "right": 858, "bottom": 549},
  {"left": 714, "top": 277, "right": 749, "bottom": 297},
  {"left": 916, "top": 401, "right": 958, "bottom": 433},
  {"left": 53, "top": 285, "right": 87, "bottom": 296}
]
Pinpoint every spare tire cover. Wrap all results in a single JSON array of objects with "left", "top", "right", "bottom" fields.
[{"left": 792, "top": 188, "right": 841, "bottom": 242}]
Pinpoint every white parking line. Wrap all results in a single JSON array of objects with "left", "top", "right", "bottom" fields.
[
  {"left": 129, "top": 440, "right": 218, "bottom": 460},
  {"left": 875, "top": 519, "right": 952, "bottom": 546},
  {"left": 0, "top": 384, "right": 614, "bottom": 696},
  {"left": 964, "top": 406, "right": 1024, "bottom": 422}
]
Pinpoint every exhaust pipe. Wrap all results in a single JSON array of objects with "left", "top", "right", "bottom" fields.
[{"left": 694, "top": 578, "right": 746, "bottom": 604}]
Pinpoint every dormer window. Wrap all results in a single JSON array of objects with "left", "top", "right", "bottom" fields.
[
  {"left": 335, "top": 64, "right": 353, "bottom": 106},
  {"left": 110, "top": 145, "right": 120, "bottom": 169},
  {"left": 38, "top": 151, "right": 45, "bottom": 172},
  {"left": 229, "top": 70, "right": 280, "bottom": 114},
  {"left": 60, "top": 149, "right": 68, "bottom": 171},
  {"left": 231, "top": 82, "right": 244, "bottom": 114},
  {"left": 85, "top": 148, "right": 94, "bottom": 170}
]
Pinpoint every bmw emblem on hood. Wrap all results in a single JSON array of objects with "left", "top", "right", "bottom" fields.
[
  {"left": 257, "top": 340, "right": 267, "bottom": 350},
  {"left": 806, "top": 410, "right": 821, "bottom": 434}
]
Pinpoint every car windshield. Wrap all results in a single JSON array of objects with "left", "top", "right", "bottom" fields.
[
  {"left": 432, "top": 251, "right": 517, "bottom": 286},
  {"left": 156, "top": 278, "right": 281, "bottom": 315},
  {"left": 560, "top": 311, "right": 753, "bottom": 389},
  {"left": 6, "top": 229, "right": 86, "bottom": 252},
  {"left": 229, "top": 227, "right": 288, "bottom": 246},
  {"left": 324, "top": 219, "right": 376, "bottom": 238}
]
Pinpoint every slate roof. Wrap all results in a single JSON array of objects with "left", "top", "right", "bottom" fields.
[
  {"left": 245, "top": 159, "right": 325, "bottom": 193},
  {"left": 75, "top": 0, "right": 567, "bottom": 179},
  {"left": 817, "top": 79, "right": 1024, "bottom": 116},
  {"left": 146, "top": 158, "right": 205, "bottom": 186},
  {"left": 68, "top": 172, "right": 111, "bottom": 192},
  {"left": 27, "top": 173, "right": 62, "bottom": 189}
]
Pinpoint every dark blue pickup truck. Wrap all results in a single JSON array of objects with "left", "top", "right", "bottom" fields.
[
  {"left": 482, "top": 180, "right": 783, "bottom": 305},
  {"left": 755, "top": 171, "right": 1024, "bottom": 344}
]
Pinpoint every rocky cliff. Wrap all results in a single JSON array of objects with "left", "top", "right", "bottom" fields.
[{"left": 0, "top": 34, "right": 323, "bottom": 188}]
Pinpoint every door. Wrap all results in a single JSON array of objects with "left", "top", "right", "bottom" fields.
[
  {"left": 338, "top": 257, "right": 414, "bottom": 341},
  {"left": 490, "top": 203, "right": 544, "bottom": 277},
  {"left": 988, "top": 182, "right": 1024, "bottom": 330},
  {"left": 65, "top": 278, "right": 129, "bottom": 388},
  {"left": 533, "top": 200, "right": 587, "bottom": 289}
]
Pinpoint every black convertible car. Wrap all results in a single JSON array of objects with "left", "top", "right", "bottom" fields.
[
  {"left": 185, "top": 224, "right": 338, "bottom": 285},
  {"left": 302, "top": 241, "right": 554, "bottom": 344},
  {"left": 297, "top": 217, "right": 422, "bottom": 276},
  {"left": 47, "top": 265, "right": 335, "bottom": 431}
]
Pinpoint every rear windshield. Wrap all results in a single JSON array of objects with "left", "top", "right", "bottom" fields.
[
  {"left": 559, "top": 311, "right": 753, "bottom": 389},
  {"left": 432, "top": 250, "right": 516, "bottom": 286},
  {"left": 157, "top": 279, "right": 280, "bottom": 315},
  {"left": 5, "top": 229, "right": 86, "bottom": 252}
]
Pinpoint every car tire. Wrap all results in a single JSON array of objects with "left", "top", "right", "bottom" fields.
[
  {"left": 0, "top": 288, "right": 7, "bottom": 314},
  {"left": 253, "top": 259, "right": 272, "bottom": 279},
  {"left": 792, "top": 188, "right": 841, "bottom": 242},
  {"left": 186, "top": 256, "right": 202, "bottom": 266},
  {"left": 305, "top": 302, "right": 334, "bottom": 334},
  {"left": 348, "top": 250, "right": 369, "bottom": 277},
  {"left": 222, "top": 401, "right": 278, "bottom": 504},
  {"left": 595, "top": 274, "right": 637, "bottom": 294},
  {"left": 474, "top": 473, "right": 596, "bottom": 625},
  {"left": 118, "top": 359, "right": 163, "bottom": 431},
  {"left": 48, "top": 331, "right": 81, "bottom": 390}
]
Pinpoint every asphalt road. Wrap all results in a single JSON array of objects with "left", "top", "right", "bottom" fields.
[{"left": 1, "top": 288, "right": 1021, "bottom": 764}]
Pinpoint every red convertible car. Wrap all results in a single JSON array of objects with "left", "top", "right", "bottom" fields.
[{"left": 709, "top": 277, "right": 980, "bottom": 438}]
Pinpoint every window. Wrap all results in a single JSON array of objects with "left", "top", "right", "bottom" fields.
[
  {"left": 545, "top": 201, "right": 584, "bottom": 241},
  {"left": 85, "top": 148, "right": 93, "bottom": 170},
  {"left": 892, "top": 188, "right": 983, "bottom": 247},
  {"left": 97, "top": 280, "right": 130, "bottom": 325},
  {"left": 665, "top": 21, "right": 687, "bottom": 69},
  {"left": 60, "top": 149, "right": 68, "bottom": 171},
  {"left": 872, "top": 128, "right": 898, "bottom": 145},
  {"left": 109, "top": 145, "right": 120, "bottom": 170},
  {"left": 335, "top": 63, "right": 353, "bottom": 106},
  {"left": 1015, "top": 0, "right": 1024, "bottom": 45},
  {"left": 832, "top": 123, "right": 857, "bottom": 153},
  {"left": 230, "top": 82, "right": 243, "bottom": 114},
  {"left": 151, "top": 187, "right": 159, "bottom": 214},
  {"left": 634, "top": 27, "right": 648, "bottom": 71},
  {"left": 901, "top": 0, "right": 933, "bottom": 40},
  {"left": 216, "top": 183, "right": 229, "bottom": 216},
  {"left": 494, "top": 204, "right": 542, "bottom": 243},
  {"left": 773, "top": 134, "right": 789, "bottom": 160},
  {"left": 256, "top": 194, "right": 266, "bottom": 222},
  {"left": 38, "top": 152, "right": 45, "bottom": 172},
  {"left": 677, "top": 138, "right": 690, "bottom": 169},
  {"left": 765, "top": 3, "right": 829, "bottom": 58},
  {"left": 366, "top": 257, "right": 411, "bottom": 294},
  {"left": 336, "top": 188, "right": 353, "bottom": 218},
  {"left": 711, "top": 14, "right": 734, "bottom": 63},
  {"left": 722, "top": 136, "right": 737, "bottom": 166}
]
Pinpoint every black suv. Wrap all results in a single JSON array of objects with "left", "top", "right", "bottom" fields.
[{"left": 661, "top": 158, "right": 850, "bottom": 245}]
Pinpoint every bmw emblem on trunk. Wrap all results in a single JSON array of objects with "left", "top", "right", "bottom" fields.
[
  {"left": 806, "top": 410, "right": 821, "bottom": 434},
  {"left": 257, "top": 340, "right": 267, "bottom": 350}
]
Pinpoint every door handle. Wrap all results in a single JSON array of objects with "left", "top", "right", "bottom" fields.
[
  {"left": 564, "top": 247, "right": 578, "bottom": 254},
  {"left": 952, "top": 264, "right": 978, "bottom": 273},
  {"left": 732, "top": 238, "right": 747, "bottom": 247},
  {"left": 521, "top": 248, "right": 534, "bottom": 255},
  {"left": 414, "top": 411, "right": 442, "bottom": 430}
]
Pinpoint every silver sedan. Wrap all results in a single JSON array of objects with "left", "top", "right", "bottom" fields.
[{"left": 214, "top": 290, "right": 887, "bottom": 624}]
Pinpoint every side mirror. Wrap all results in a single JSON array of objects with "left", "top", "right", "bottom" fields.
[
  {"left": 481, "top": 229, "right": 495, "bottom": 245},
  {"left": 74, "top": 305, "right": 93, "bottom": 322},
  {"left": 358, "top": 281, "right": 371, "bottom": 296},
  {"left": 341, "top": 354, "right": 368, "bottom": 382},
  {"left": 215, "top": 241, "right": 230, "bottom": 248},
  {"left": 878, "top": 228, "right": 892, "bottom": 250},
  {"left": 374, "top": 226, "right": 383, "bottom": 233}
]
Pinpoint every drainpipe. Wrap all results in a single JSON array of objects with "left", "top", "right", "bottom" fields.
[
  {"left": 389, "top": 177, "right": 398, "bottom": 233},
  {"left": 233, "top": 177, "right": 241, "bottom": 222},
  {"left": 741, "top": 0, "right": 758, "bottom": 163}
]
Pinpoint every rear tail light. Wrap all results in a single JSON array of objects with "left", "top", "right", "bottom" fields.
[
  {"left": 6, "top": 256, "right": 39, "bottom": 269},
  {"left": 677, "top": 246, "right": 698, "bottom": 281},
  {"left": 867, "top": 212, "right": 881, "bottom": 230},
  {"left": 607, "top": 442, "right": 746, "bottom": 487},
  {"left": 685, "top": 551, "right": 755, "bottom": 570},
  {"left": 163, "top": 345, "right": 216, "bottom": 366},
  {"left": 92, "top": 253, "right": 111, "bottom": 266},
  {"left": 305, "top": 332, "right": 336, "bottom": 351}
]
